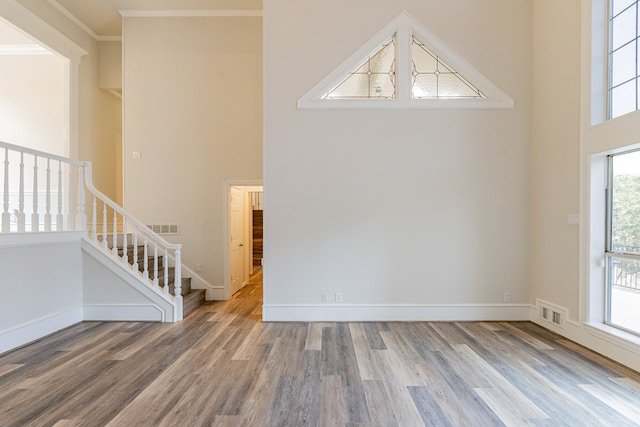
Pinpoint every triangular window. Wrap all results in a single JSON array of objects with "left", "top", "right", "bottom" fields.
[
  {"left": 322, "top": 35, "right": 396, "bottom": 99},
  {"left": 298, "top": 11, "right": 512, "bottom": 109},
  {"left": 411, "top": 36, "right": 485, "bottom": 99}
]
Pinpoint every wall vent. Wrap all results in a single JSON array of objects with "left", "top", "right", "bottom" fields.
[
  {"left": 147, "top": 224, "right": 180, "bottom": 235},
  {"left": 537, "top": 300, "right": 566, "bottom": 328}
]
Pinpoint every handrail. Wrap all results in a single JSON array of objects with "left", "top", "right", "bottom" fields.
[
  {"left": 0, "top": 140, "right": 84, "bottom": 166},
  {"left": 82, "top": 163, "right": 181, "bottom": 252},
  {"left": 0, "top": 141, "right": 183, "bottom": 321}
]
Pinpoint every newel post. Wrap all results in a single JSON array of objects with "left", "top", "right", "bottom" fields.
[
  {"left": 174, "top": 247, "right": 183, "bottom": 321},
  {"left": 75, "top": 165, "right": 87, "bottom": 231}
]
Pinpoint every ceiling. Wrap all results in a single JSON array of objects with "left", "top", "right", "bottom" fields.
[{"left": 50, "top": 0, "right": 263, "bottom": 38}]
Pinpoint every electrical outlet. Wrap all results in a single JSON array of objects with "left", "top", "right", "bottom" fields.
[
  {"left": 503, "top": 292, "right": 511, "bottom": 302},
  {"left": 335, "top": 292, "right": 343, "bottom": 303},
  {"left": 321, "top": 292, "right": 328, "bottom": 303}
]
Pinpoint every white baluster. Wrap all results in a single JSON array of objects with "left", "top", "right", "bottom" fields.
[
  {"left": 75, "top": 166, "right": 86, "bottom": 231},
  {"left": 67, "top": 166, "right": 74, "bottom": 230},
  {"left": 56, "top": 161, "right": 63, "bottom": 231},
  {"left": 122, "top": 217, "right": 128, "bottom": 265},
  {"left": 132, "top": 228, "right": 139, "bottom": 272},
  {"left": 174, "top": 247, "right": 183, "bottom": 320},
  {"left": 45, "top": 158, "right": 51, "bottom": 232},
  {"left": 2, "top": 148, "right": 9, "bottom": 233},
  {"left": 153, "top": 243, "right": 159, "bottom": 288},
  {"left": 17, "top": 152, "right": 25, "bottom": 232},
  {"left": 91, "top": 196, "right": 97, "bottom": 242},
  {"left": 143, "top": 237, "right": 149, "bottom": 280},
  {"left": 164, "top": 247, "right": 169, "bottom": 288},
  {"left": 102, "top": 202, "right": 108, "bottom": 249},
  {"left": 112, "top": 210, "right": 118, "bottom": 256},
  {"left": 31, "top": 155, "right": 39, "bottom": 232}
]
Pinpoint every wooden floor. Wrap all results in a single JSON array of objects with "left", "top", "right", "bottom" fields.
[{"left": 2, "top": 271, "right": 640, "bottom": 426}]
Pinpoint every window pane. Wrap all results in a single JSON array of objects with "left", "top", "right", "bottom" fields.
[
  {"left": 613, "top": 0, "right": 637, "bottom": 16},
  {"left": 412, "top": 74, "right": 437, "bottom": 98},
  {"left": 322, "top": 35, "right": 396, "bottom": 99},
  {"left": 412, "top": 41, "right": 438, "bottom": 73},
  {"left": 607, "top": 256, "right": 640, "bottom": 332},
  {"left": 411, "top": 36, "right": 485, "bottom": 99},
  {"left": 611, "top": 150, "right": 640, "bottom": 253},
  {"left": 611, "top": 4, "right": 637, "bottom": 49},
  {"left": 611, "top": 41, "right": 637, "bottom": 86},
  {"left": 611, "top": 79, "right": 637, "bottom": 118},
  {"left": 438, "top": 73, "right": 483, "bottom": 98},
  {"left": 607, "top": 150, "right": 640, "bottom": 335}
]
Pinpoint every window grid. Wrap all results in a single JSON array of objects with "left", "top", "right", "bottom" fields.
[{"left": 608, "top": 0, "right": 640, "bottom": 119}]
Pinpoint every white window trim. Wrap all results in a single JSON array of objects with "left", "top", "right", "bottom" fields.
[{"left": 297, "top": 11, "right": 513, "bottom": 110}]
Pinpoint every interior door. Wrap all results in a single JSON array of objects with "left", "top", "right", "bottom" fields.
[{"left": 230, "top": 186, "right": 244, "bottom": 295}]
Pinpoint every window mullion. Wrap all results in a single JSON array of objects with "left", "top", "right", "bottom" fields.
[{"left": 396, "top": 21, "right": 411, "bottom": 102}]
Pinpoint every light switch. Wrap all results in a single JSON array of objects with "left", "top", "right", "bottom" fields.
[{"left": 133, "top": 151, "right": 141, "bottom": 159}]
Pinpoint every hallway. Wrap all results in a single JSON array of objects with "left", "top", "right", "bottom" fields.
[{"left": 1, "top": 271, "right": 640, "bottom": 426}]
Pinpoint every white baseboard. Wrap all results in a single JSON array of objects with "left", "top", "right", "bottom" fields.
[
  {"left": 0, "top": 306, "right": 82, "bottom": 355},
  {"left": 83, "top": 304, "right": 165, "bottom": 322},
  {"left": 262, "top": 303, "right": 531, "bottom": 322}
]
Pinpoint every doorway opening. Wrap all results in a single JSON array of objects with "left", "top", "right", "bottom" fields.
[
  {"left": 0, "top": 19, "right": 68, "bottom": 156},
  {"left": 225, "top": 182, "right": 263, "bottom": 300}
]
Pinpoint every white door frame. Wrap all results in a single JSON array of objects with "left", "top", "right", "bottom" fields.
[{"left": 223, "top": 180, "right": 263, "bottom": 300}]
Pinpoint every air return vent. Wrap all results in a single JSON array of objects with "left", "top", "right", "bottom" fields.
[
  {"left": 147, "top": 224, "right": 180, "bottom": 235},
  {"left": 537, "top": 300, "right": 566, "bottom": 328}
]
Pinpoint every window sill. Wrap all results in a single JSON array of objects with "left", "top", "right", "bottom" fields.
[{"left": 584, "top": 322, "right": 640, "bottom": 355}]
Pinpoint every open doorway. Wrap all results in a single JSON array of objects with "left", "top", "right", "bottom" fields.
[
  {"left": 225, "top": 182, "right": 263, "bottom": 299},
  {"left": 0, "top": 19, "right": 68, "bottom": 156}
]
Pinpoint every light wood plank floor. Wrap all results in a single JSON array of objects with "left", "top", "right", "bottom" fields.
[{"left": 2, "top": 270, "right": 640, "bottom": 426}]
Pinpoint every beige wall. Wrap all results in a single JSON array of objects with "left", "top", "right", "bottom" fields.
[
  {"left": 123, "top": 16, "right": 263, "bottom": 289},
  {"left": 264, "top": 0, "right": 533, "bottom": 319},
  {"left": 0, "top": 52, "right": 66, "bottom": 155},
  {"left": 530, "top": 0, "right": 582, "bottom": 317},
  {"left": 4, "top": 0, "right": 123, "bottom": 202}
]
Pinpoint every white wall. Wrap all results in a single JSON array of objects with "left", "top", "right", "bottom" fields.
[
  {"left": 0, "top": 233, "right": 83, "bottom": 354},
  {"left": 264, "top": 0, "right": 533, "bottom": 320},
  {"left": 123, "top": 16, "right": 263, "bottom": 293}
]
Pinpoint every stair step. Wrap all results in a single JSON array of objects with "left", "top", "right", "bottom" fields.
[
  {"left": 183, "top": 289, "right": 206, "bottom": 317},
  {"left": 99, "top": 239, "right": 207, "bottom": 316}
]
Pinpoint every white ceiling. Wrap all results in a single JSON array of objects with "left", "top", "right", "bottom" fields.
[{"left": 50, "top": 0, "right": 263, "bottom": 38}]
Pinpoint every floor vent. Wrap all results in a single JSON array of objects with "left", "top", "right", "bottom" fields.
[
  {"left": 538, "top": 300, "right": 565, "bottom": 328},
  {"left": 147, "top": 224, "right": 180, "bottom": 235}
]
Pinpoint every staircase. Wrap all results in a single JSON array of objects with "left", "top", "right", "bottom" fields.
[
  {"left": 108, "top": 237, "right": 206, "bottom": 317},
  {"left": 1, "top": 140, "right": 203, "bottom": 322}
]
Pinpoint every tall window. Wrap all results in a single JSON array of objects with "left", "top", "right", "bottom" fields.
[
  {"left": 609, "top": 0, "right": 640, "bottom": 119},
  {"left": 605, "top": 149, "right": 640, "bottom": 335}
]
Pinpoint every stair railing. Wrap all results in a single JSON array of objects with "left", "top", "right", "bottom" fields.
[{"left": 0, "top": 141, "right": 183, "bottom": 320}]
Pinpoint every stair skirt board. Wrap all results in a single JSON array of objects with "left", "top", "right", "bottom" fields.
[
  {"left": 0, "top": 306, "right": 83, "bottom": 355},
  {"left": 84, "top": 304, "right": 166, "bottom": 322},
  {"left": 81, "top": 239, "right": 178, "bottom": 322}
]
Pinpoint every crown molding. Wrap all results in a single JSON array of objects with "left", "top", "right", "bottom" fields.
[
  {"left": 119, "top": 9, "right": 263, "bottom": 18},
  {"left": 0, "top": 44, "right": 51, "bottom": 55}
]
